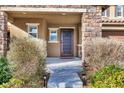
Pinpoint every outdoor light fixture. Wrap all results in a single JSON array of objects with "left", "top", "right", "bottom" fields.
[
  {"left": 22, "top": 12, "right": 27, "bottom": 14},
  {"left": 43, "top": 75, "right": 47, "bottom": 87},
  {"left": 62, "top": 13, "right": 66, "bottom": 15}
]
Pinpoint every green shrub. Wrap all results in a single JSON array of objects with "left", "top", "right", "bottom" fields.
[
  {"left": 7, "top": 37, "right": 47, "bottom": 87},
  {"left": 0, "top": 78, "right": 24, "bottom": 88},
  {"left": 0, "top": 57, "right": 11, "bottom": 84},
  {"left": 23, "top": 75, "right": 43, "bottom": 88},
  {"left": 85, "top": 38, "right": 124, "bottom": 74},
  {"left": 91, "top": 65, "right": 124, "bottom": 88}
]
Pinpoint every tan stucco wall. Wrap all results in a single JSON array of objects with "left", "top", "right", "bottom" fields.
[
  {"left": 109, "top": 5, "right": 115, "bottom": 18},
  {"left": 78, "top": 24, "right": 82, "bottom": 44},
  {"left": 47, "top": 24, "right": 78, "bottom": 57},
  {"left": 8, "top": 22, "right": 29, "bottom": 38},
  {"left": 11, "top": 18, "right": 48, "bottom": 40},
  {"left": 9, "top": 16, "right": 80, "bottom": 57},
  {"left": 47, "top": 26, "right": 61, "bottom": 57}
]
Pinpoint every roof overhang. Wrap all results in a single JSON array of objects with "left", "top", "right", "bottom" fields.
[
  {"left": 102, "top": 18, "right": 124, "bottom": 24},
  {"left": 0, "top": 7, "right": 87, "bottom": 13},
  {"left": 0, "top": 5, "right": 109, "bottom": 13},
  {"left": 102, "top": 26, "right": 124, "bottom": 30},
  {"left": 92, "top": 5, "right": 110, "bottom": 11},
  {"left": 101, "top": 5, "right": 110, "bottom": 11}
]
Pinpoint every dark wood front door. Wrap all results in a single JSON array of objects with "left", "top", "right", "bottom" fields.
[{"left": 61, "top": 29, "right": 73, "bottom": 57}]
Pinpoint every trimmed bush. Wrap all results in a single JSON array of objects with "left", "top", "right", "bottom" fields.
[
  {"left": 91, "top": 65, "right": 124, "bottom": 88},
  {"left": 85, "top": 38, "right": 124, "bottom": 73},
  {"left": 7, "top": 37, "right": 47, "bottom": 87},
  {"left": 0, "top": 78, "right": 24, "bottom": 88},
  {"left": 0, "top": 57, "right": 11, "bottom": 84}
]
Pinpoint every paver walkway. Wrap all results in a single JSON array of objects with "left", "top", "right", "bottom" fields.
[{"left": 46, "top": 57, "right": 83, "bottom": 88}]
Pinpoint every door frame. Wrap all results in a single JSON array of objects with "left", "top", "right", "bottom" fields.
[{"left": 60, "top": 27, "right": 75, "bottom": 57}]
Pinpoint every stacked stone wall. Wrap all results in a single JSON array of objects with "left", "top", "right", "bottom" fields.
[{"left": 0, "top": 11, "right": 8, "bottom": 56}]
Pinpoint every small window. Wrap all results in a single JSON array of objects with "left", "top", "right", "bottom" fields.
[
  {"left": 26, "top": 23, "right": 39, "bottom": 38},
  {"left": 115, "top": 5, "right": 123, "bottom": 17},
  {"left": 48, "top": 28, "right": 58, "bottom": 43},
  {"left": 102, "top": 8, "right": 109, "bottom": 17},
  {"left": 50, "top": 31, "right": 57, "bottom": 41}
]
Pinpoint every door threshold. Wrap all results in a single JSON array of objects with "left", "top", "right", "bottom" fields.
[{"left": 60, "top": 56, "right": 74, "bottom": 59}]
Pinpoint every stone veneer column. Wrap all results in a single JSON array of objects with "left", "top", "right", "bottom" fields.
[
  {"left": 0, "top": 11, "right": 8, "bottom": 56},
  {"left": 81, "top": 6, "right": 102, "bottom": 62}
]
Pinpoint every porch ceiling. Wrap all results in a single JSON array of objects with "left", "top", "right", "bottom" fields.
[{"left": 7, "top": 12, "right": 81, "bottom": 25}]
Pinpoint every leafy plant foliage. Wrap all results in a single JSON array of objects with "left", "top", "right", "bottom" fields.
[
  {"left": 0, "top": 57, "right": 12, "bottom": 84},
  {"left": 0, "top": 78, "right": 24, "bottom": 88},
  {"left": 91, "top": 65, "right": 124, "bottom": 88}
]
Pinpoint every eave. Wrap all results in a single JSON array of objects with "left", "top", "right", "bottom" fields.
[{"left": 0, "top": 6, "right": 86, "bottom": 13}]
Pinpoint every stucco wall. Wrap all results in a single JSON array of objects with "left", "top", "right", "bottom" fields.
[
  {"left": 109, "top": 5, "right": 115, "bottom": 18},
  {"left": 47, "top": 24, "right": 78, "bottom": 57},
  {"left": 78, "top": 24, "right": 82, "bottom": 44},
  {"left": 12, "top": 18, "right": 47, "bottom": 40},
  {"left": 10, "top": 18, "right": 79, "bottom": 57}
]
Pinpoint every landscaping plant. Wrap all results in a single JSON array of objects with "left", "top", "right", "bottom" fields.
[
  {"left": 85, "top": 38, "right": 124, "bottom": 73},
  {"left": 0, "top": 78, "right": 24, "bottom": 88},
  {"left": 7, "top": 37, "right": 47, "bottom": 87},
  {"left": 84, "top": 38, "right": 124, "bottom": 87},
  {"left": 91, "top": 65, "right": 124, "bottom": 88},
  {"left": 0, "top": 57, "right": 11, "bottom": 84}
]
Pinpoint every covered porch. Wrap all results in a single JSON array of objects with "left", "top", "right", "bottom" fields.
[
  {"left": 0, "top": 5, "right": 103, "bottom": 59},
  {"left": 6, "top": 10, "right": 83, "bottom": 57}
]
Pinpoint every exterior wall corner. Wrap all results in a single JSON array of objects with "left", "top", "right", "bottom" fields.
[
  {"left": 0, "top": 11, "right": 8, "bottom": 56},
  {"left": 81, "top": 6, "right": 102, "bottom": 61}
]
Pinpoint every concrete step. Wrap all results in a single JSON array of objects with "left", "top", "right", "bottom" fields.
[
  {"left": 47, "top": 73, "right": 83, "bottom": 88},
  {"left": 46, "top": 57, "right": 83, "bottom": 88}
]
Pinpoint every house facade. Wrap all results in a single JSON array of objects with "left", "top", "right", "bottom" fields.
[
  {"left": 0, "top": 5, "right": 121, "bottom": 58},
  {"left": 102, "top": 5, "right": 124, "bottom": 40}
]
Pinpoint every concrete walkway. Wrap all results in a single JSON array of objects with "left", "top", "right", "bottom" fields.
[{"left": 46, "top": 57, "right": 83, "bottom": 88}]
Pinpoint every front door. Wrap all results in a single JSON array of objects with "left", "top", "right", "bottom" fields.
[{"left": 60, "top": 29, "right": 73, "bottom": 57}]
